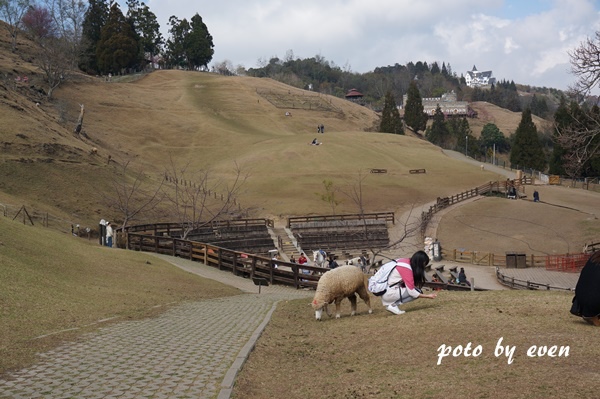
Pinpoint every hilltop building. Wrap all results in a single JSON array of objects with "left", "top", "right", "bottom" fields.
[
  {"left": 465, "top": 65, "right": 496, "bottom": 87},
  {"left": 402, "top": 90, "right": 475, "bottom": 118},
  {"left": 345, "top": 88, "right": 364, "bottom": 103}
]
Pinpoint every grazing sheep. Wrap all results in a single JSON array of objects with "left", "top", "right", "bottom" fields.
[{"left": 311, "top": 265, "right": 372, "bottom": 320}]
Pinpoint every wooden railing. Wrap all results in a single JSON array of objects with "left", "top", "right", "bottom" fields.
[
  {"left": 441, "top": 248, "right": 589, "bottom": 271},
  {"left": 495, "top": 267, "right": 574, "bottom": 291},
  {"left": 121, "top": 231, "right": 326, "bottom": 289},
  {"left": 421, "top": 177, "right": 533, "bottom": 238},
  {"left": 288, "top": 212, "right": 395, "bottom": 228}
]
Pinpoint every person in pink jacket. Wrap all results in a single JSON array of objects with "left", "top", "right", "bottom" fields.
[{"left": 381, "top": 250, "right": 437, "bottom": 315}]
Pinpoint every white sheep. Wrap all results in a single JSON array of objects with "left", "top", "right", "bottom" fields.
[{"left": 311, "top": 265, "right": 373, "bottom": 320}]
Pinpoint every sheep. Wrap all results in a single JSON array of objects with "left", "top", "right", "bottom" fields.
[{"left": 311, "top": 265, "right": 372, "bottom": 320}]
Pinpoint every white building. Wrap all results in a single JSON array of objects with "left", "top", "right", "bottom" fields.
[{"left": 465, "top": 65, "right": 496, "bottom": 87}]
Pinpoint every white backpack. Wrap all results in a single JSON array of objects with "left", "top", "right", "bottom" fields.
[{"left": 368, "top": 260, "right": 406, "bottom": 296}]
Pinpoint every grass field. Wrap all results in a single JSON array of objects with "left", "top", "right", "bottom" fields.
[
  {"left": 232, "top": 290, "right": 599, "bottom": 399},
  {"left": 1, "top": 26, "right": 599, "bottom": 397}
]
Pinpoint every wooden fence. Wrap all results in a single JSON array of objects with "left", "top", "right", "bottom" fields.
[
  {"left": 120, "top": 229, "right": 325, "bottom": 290},
  {"left": 420, "top": 177, "right": 533, "bottom": 239},
  {"left": 288, "top": 212, "right": 395, "bottom": 228},
  {"left": 495, "top": 267, "right": 574, "bottom": 291},
  {"left": 442, "top": 248, "right": 589, "bottom": 272}
]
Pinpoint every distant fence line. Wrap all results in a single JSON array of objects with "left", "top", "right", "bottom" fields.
[
  {"left": 477, "top": 157, "right": 600, "bottom": 193},
  {"left": 0, "top": 202, "right": 94, "bottom": 237},
  {"left": 420, "top": 177, "right": 533, "bottom": 239},
  {"left": 442, "top": 248, "right": 591, "bottom": 272},
  {"left": 495, "top": 267, "right": 574, "bottom": 291}
]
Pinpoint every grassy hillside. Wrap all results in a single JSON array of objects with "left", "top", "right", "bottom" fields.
[{"left": 0, "top": 217, "right": 242, "bottom": 373}]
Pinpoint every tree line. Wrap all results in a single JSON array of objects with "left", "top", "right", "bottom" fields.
[{"left": 0, "top": 0, "right": 215, "bottom": 95}]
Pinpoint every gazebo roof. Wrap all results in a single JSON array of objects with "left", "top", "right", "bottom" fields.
[{"left": 345, "top": 88, "right": 364, "bottom": 98}]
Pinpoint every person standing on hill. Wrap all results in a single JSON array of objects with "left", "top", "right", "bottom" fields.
[
  {"left": 381, "top": 250, "right": 437, "bottom": 315},
  {"left": 106, "top": 222, "right": 114, "bottom": 248}
]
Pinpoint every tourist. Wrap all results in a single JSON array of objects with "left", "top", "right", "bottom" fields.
[{"left": 381, "top": 250, "right": 437, "bottom": 315}]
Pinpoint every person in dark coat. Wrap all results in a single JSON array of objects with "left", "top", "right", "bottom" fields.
[{"left": 571, "top": 251, "right": 600, "bottom": 326}]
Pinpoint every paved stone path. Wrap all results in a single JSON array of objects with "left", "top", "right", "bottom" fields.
[{"left": 0, "top": 254, "right": 313, "bottom": 399}]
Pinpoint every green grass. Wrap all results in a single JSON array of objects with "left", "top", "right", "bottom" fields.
[{"left": 0, "top": 217, "right": 242, "bottom": 374}]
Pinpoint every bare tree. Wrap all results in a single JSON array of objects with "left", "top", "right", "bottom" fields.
[
  {"left": 37, "top": 36, "right": 70, "bottom": 97},
  {"left": 0, "top": 0, "right": 31, "bottom": 52},
  {"left": 164, "top": 158, "right": 249, "bottom": 240},
  {"left": 316, "top": 179, "right": 341, "bottom": 215},
  {"left": 555, "top": 32, "right": 600, "bottom": 178},
  {"left": 103, "top": 161, "right": 165, "bottom": 230},
  {"left": 44, "top": 0, "right": 86, "bottom": 69},
  {"left": 554, "top": 111, "right": 600, "bottom": 179},
  {"left": 341, "top": 170, "right": 422, "bottom": 270},
  {"left": 569, "top": 31, "right": 600, "bottom": 95}
]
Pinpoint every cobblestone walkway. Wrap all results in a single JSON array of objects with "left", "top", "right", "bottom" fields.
[{"left": 0, "top": 255, "right": 313, "bottom": 399}]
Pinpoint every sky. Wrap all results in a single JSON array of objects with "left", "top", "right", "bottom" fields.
[{"left": 124, "top": 0, "right": 600, "bottom": 91}]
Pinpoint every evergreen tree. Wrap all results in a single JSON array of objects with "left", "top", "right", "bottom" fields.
[
  {"left": 379, "top": 91, "right": 404, "bottom": 134},
  {"left": 480, "top": 123, "right": 510, "bottom": 152},
  {"left": 164, "top": 16, "right": 189, "bottom": 68},
  {"left": 510, "top": 108, "right": 546, "bottom": 170},
  {"left": 185, "top": 13, "right": 214, "bottom": 70},
  {"left": 80, "top": 0, "right": 109, "bottom": 73},
  {"left": 127, "top": 0, "right": 163, "bottom": 69},
  {"left": 96, "top": 3, "right": 140, "bottom": 74},
  {"left": 425, "top": 105, "right": 448, "bottom": 146},
  {"left": 403, "top": 80, "right": 427, "bottom": 134}
]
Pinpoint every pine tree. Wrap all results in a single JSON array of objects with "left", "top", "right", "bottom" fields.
[
  {"left": 96, "top": 3, "right": 140, "bottom": 74},
  {"left": 127, "top": 0, "right": 163, "bottom": 69},
  {"left": 425, "top": 105, "right": 448, "bottom": 146},
  {"left": 185, "top": 13, "right": 214, "bottom": 70},
  {"left": 379, "top": 91, "right": 404, "bottom": 135},
  {"left": 403, "top": 80, "right": 427, "bottom": 134},
  {"left": 80, "top": 0, "right": 110, "bottom": 73},
  {"left": 510, "top": 108, "right": 546, "bottom": 170}
]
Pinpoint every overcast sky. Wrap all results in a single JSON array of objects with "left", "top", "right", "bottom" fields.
[{"left": 129, "top": 0, "right": 600, "bottom": 91}]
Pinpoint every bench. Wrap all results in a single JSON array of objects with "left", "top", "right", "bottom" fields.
[
  {"left": 435, "top": 265, "right": 445, "bottom": 272},
  {"left": 370, "top": 169, "right": 387, "bottom": 174},
  {"left": 449, "top": 266, "right": 457, "bottom": 273},
  {"left": 449, "top": 271, "right": 459, "bottom": 283},
  {"left": 409, "top": 169, "right": 426, "bottom": 174},
  {"left": 434, "top": 270, "right": 448, "bottom": 284}
]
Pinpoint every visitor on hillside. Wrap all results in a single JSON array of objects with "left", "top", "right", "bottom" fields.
[
  {"left": 105, "top": 222, "right": 114, "bottom": 248},
  {"left": 289, "top": 254, "right": 296, "bottom": 263},
  {"left": 533, "top": 190, "right": 540, "bottom": 202},
  {"left": 570, "top": 251, "right": 600, "bottom": 326},
  {"left": 320, "top": 124, "right": 325, "bottom": 134},
  {"left": 311, "top": 138, "right": 318, "bottom": 145},
  {"left": 381, "top": 250, "right": 437, "bottom": 315},
  {"left": 317, "top": 125, "right": 321, "bottom": 134},
  {"left": 458, "top": 267, "right": 471, "bottom": 286}
]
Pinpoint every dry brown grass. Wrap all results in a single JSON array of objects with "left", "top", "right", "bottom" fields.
[
  {"left": 0, "top": 217, "right": 242, "bottom": 374},
  {"left": 233, "top": 290, "right": 598, "bottom": 399},
  {"left": 1, "top": 22, "right": 528, "bottom": 229},
  {"left": 436, "top": 186, "right": 600, "bottom": 256}
]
